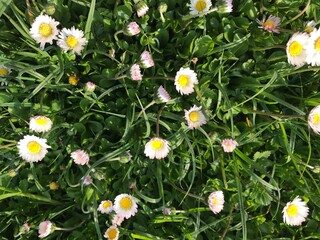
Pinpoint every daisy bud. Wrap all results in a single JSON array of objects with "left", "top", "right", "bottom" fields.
[
  {"left": 70, "top": 149, "right": 89, "bottom": 165},
  {"left": 130, "top": 64, "right": 142, "bottom": 81},
  {"left": 85, "top": 81, "right": 96, "bottom": 93},
  {"left": 140, "top": 50, "right": 154, "bottom": 68},
  {"left": 123, "top": 22, "right": 141, "bottom": 36},
  {"left": 221, "top": 139, "right": 238, "bottom": 152},
  {"left": 38, "top": 221, "right": 54, "bottom": 238},
  {"left": 157, "top": 85, "right": 171, "bottom": 103},
  {"left": 135, "top": 1, "right": 149, "bottom": 18},
  {"left": 216, "top": 0, "right": 233, "bottom": 13}
]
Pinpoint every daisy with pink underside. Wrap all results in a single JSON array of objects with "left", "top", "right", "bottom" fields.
[
  {"left": 208, "top": 191, "right": 224, "bottom": 214},
  {"left": 221, "top": 139, "right": 238, "bottom": 152},
  {"left": 130, "top": 64, "right": 142, "bottom": 81},
  {"left": 257, "top": 15, "right": 281, "bottom": 33},
  {"left": 70, "top": 149, "right": 89, "bottom": 165}
]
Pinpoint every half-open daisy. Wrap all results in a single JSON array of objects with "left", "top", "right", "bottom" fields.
[
  {"left": 174, "top": 67, "right": 198, "bottom": 95},
  {"left": 98, "top": 200, "right": 113, "bottom": 214},
  {"left": 208, "top": 191, "right": 225, "bottom": 214},
  {"left": 123, "top": 22, "right": 141, "bottom": 36},
  {"left": 216, "top": 0, "right": 233, "bottom": 13},
  {"left": 57, "top": 27, "right": 87, "bottom": 55},
  {"left": 130, "top": 64, "right": 142, "bottom": 81},
  {"left": 144, "top": 137, "right": 170, "bottom": 159},
  {"left": 113, "top": 193, "right": 138, "bottom": 219},
  {"left": 221, "top": 139, "right": 238, "bottom": 152},
  {"left": 306, "top": 28, "right": 320, "bottom": 66},
  {"left": 184, "top": 105, "right": 207, "bottom": 129},
  {"left": 29, "top": 116, "right": 53, "bottom": 133},
  {"left": 38, "top": 220, "right": 53, "bottom": 239},
  {"left": 308, "top": 105, "right": 320, "bottom": 134},
  {"left": 157, "top": 85, "right": 171, "bottom": 103},
  {"left": 17, "top": 135, "right": 50, "bottom": 162},
  {"left": 135, "top": 1, "right": 149, "bottom": 17},
  {"left": 71, "top": 149, "right": 89, "bottom": 165},
  {"left": 286, "top": 32, "right": 309, "bottom": 67},
  {"left": 189, "top": 0, "right": 212, "bottom": 16},
  {"left": 29, "top": 14, "right": 60, "bottom": 49},
  {"left": 140, "top": 50, "right": 154, "bottom": 68},
  {"left": 257, "top": 15, "right": 280, "bottom": 33},
  {"left": 104, "top": 226, "right": 119, "bottom": 240},
  {"left": 283, "top": 196, "right": 309, "bottom": 226}
]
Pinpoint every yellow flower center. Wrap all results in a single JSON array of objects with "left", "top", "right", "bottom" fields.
[
  {"left": 120, "top": 197, "right": 132, "bottom": 210},
  {"left": 195, "top": 0, "right": 206, "bottom": 12},
  {"left": 151, "top": 140, "right": 163, "bottom": 150},
  {"left": 189, "top": 111, "right": 200, "bottom": 122},
  {"left": 107, "top": 228, "right": 118, "bottom": 239},
  {"left": 289, "top": 41, "right": 302, "bottom": 56},
  {"left": 0, "top": 68, "right": 8, "bottom": 75},
  {"left": 35, "top": 117, "right": 48, "bottom": 125},
  {"left": 263, "top": 19, "right": 275, "bottom": 29},
  {"left": 312, "top": 113, "right": 319, "bottom": 124},
  {"left": 27, "top": 141, "right": 42, "bottom": 153},
  {"left": 286, "top": 204, "right": 298, "bottom": 217},
  {"left": 103, "top": 201, "right": 111, "bottom": 209},
  {"left": 211, "top": 197, "right": 217, "bottom": 204},
  {"left": 178, "top": 75, "right": 189, "bottom": 87},
  {"left": 66, "top": 36, "right": 78, "bottom": 48},
  {"left": 314, "top": 37, "right": 320, "bottom": 51},
  {"left": 49, "top": 182, "right": 59, "bottom": 190},
  {"left": 39, "top": 23, "right": 53, "bottom": 37},
  {"left": 68, "top": 75, "right": 78, "bottom": 85}
]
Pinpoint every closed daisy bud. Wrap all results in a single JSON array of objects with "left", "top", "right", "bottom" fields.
[
  {"left": 306, "top": 28, "right": 320, "bottom": 66},
  {"left": 189, "top": 0, "right": 212, "bottom": 16},
  {"left": 257, "top": 15, "right": 281, "bottom": 33},
  {"left": 17, "top": 135, "right": 51, "bottom": 162},
  {"left": 85, "top": 81, "right": 96, "bottom": 93},
  {"left": 130, "top": 64, "right": 142, "bottom": 81},
  {"left": 221, "top": 139, "right": 238, "bottom": 152},
  {"left": 216, "top": 0, "right": 233, "bottom": 13},
  {"left": 208, "top": 191, "right": 224, "bottom": 214},
  {"left": 123, "top": 22, "right": 141, "bottom": 36},
  {"left": 140, "top": 50, "right": 154, "bottom": 68},
  {"left": 98, "top": 200, "right": 113, "bottom": 214},
  {"left": 157, "top": 85, "right": 171, "bottom": 103},
  {"left": 113, "top": 194, "right": 138, "bottom": 219},
  {"left": 144, "top": 137, "right": 170, "bottom": 160},
  {"left": 283, "top": 196, "right": 309, "bottom": 226},
  {"left": 29, "top": 14, "right": 60, "bottom": 49},
  {"left": 57, "top": 27, "right": 87, "bottom": 55},
  {"left": 135, "top": 1, "right": 149, "bottom": 18},
  {"left": 184, "top": 105, "right": 207, "bottom": 129},
  {"left": 38, "top": 221, "right": 54, "bottom": 238},
  {"left": 71, "top": 149, "right": 89, "bottom": 165},
  {"left": 82, "top": 175, "right": 93, "bottom": 185},
  {"left": 174, "top": 67, "right": 198, "bottom": 95},
  {"left": 304, "top": 20, "right": 316, "bottom": 34},
  {"left": 104, "top": 226, "right": 119, "bottom": 240},
  {"left": 29, "top": 116, "right": 53, "bottom": 133},
  {"left": 286, "top": 32, "right": 309, "bottom": 67},
  {"left": 112, "top": 214, "right": 125, "bottom": 226},
  {"left": 308, "top": 105, "right": 320, "bottom": 134}
]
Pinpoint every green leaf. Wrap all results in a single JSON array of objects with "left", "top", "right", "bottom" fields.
[{"left": 193, "top": 35, "right": 215, "bottom": 57}]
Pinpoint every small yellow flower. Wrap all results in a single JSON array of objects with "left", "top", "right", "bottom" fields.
[
  {"left": 68, "top": 75, "right": 79, "bottom": 86},
  {"left": 49, "top": 182, "right": 59, "bottom": 190}
]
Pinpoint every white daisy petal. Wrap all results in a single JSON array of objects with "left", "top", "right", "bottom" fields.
[
  {"left": 208, "top": 191, "right": 224, "bottom": 214},
  {"left": 17, "top": 135, "right": 51, "bottom": 162},
  {"left": 29, "top": 116, "right": 53, "bottom": 133},
  {"left": 113, "top": 193, "right": 138, "bottom": 219},
  {"left": 98, "top": 200, "right": 113, "bottom": 214},
  {"left": 38, "top": 220, "right": 53, "bottom": 238},
  {"left": 221, "top": 139, "right": 238, "bottom": 152},
  {"left": 308, "top": 105, "right": 320, "bottom": 134},
  {"left": 157, "top": 85, "right": 171, "bottom": 103},
  {"left": 71, "top": 149, "right": 89, "bottom": 165},
  {"left": 144, "top": 137, "right": 170, "bottom": 160},
  {"left": 286, "top": 32, "right": 309, "bottom": 67},
  {"left": 282, "top": 196, "right": 309, "bottom": 226},
  {"left": 104, "top": 225, "right": 120, "bottom": 240},
  {"left": 306, "top": 28, "right": 320, "bottom": 66},
  {"left": 174, "top": 67, "right": 198, "bottom": 95},
  {"left": 184, "top": 105, "right": 207, "bottom": 129},
  {"left": 57, "top": 26, "right": 88, "bottom": 55},
  {"left": 189, "top": 0, "right": 212, "bottom": 16}
]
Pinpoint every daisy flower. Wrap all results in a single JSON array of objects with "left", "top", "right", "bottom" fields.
[
  {"left": 308, "top": 105, "right": 320, "bottom": 134},
  {"left": 144, "top": 137, "right": 170, "bottom": 160},
  {"left": 174, "top": 67, "right": 198, "bottom": 95},
  {"left": 140, "top": 50, "right": 154, "bottom": 68},
  {"left": 71, "top": 149, "right": 89, "bottom": 165},
  {"left": 29, "top": 116, "right": 53, "bottom": 133},
  {"left": 113, "top": 193, "right": 138, "bottom": 219},
  {"left": 306, "top": 28, "right": 320, "bottom": 66},
  {"left": 85, "top": 82, "right": 96, "bottom": 93},
  {"left": 57, "top": 26, "right": 87, "bottom": 55},
  {"left": 157, "top": 85, "right": 171, "bottom": 103},
  {"left": 221, "top": 139, "right": 238, "bottom": 152},
  {"left": 208, "top": 191, "right": 225, "bottom": 214},
  {"left": 216, "top": 0, "right": 233, "bottom": 13},
  {"left": 130, "top": 64, "right": 142, "bottom": 81},
  {"left": 184, "top": 105, "right": 207, "bottom": 129},
  {"left": 0, "top": 65, "right": 11, "bottom": 75},
  {"left": 257, "top": 15, "right": 281, "bottom": 33},
  {"left": 112, "top": 214, "right": 125, "bottom": 226},
  {"left": 123, "top": 22, "right": 141, "bottom": 36},
  {"left": 17, "top": 135, "right": 51, "bottom": 162},
  {"left": 104, "top": 226, "right": 119, "bottom": 240},
  {"left": 135, "top": 1, "right": 149, "bottom": 17},
  {"left": 189, "top": 0, "right": 212, "bottom": 16},
  {"left": 98, "top": 200, "right": 113, "bottom": 214},
  {"left": 29, "top": 14, "right": 60, "bottom": 49},
  {"left": 38, "top": 221, "right": 53, "bottom": 238},
  {"left": 283, "top": 196, "right": 309, "bottom": 226},
  {"left": 286, "top": 32, "right": 309, "bottom": 67},
  {"left": 82, "top": 175, "right": 93, "bottom": 185}
]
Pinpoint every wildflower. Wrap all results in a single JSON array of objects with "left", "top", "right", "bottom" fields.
[
  {"left": 83, "top": 175, "right": 93, "bottom": 185},
  {"left": 158, "top": 2, "right": 168, "bottom": 22},
  {"left": 129, "top": 182, "right": 136, "bottom": 190},
  {"left": 85, "top": 81, "right": 96, "bottom": 93},
  {"left": 130, "top": 64, "right": 142, "bottom": 81},
  {"left": 0, "top": 65, "right": 11, "bottom": 75},
  {"left": 308, "top": 105, "right": 320, "bottom": 134},
  {"left": 57, "top": 26, "right": 87, "bottom": 55},
  {"left": 135, "top": 1, "right": 149, "bottom": 17},
  {"left": 184, "top": 105, "right": 207, "bottom": 129},
  {"left": 119, "top": 151, "right": 132, "bottom": 163},
  {"left": 71, "top": 149, "right": 89, "bottom": 165},
  {"left": 208, "top": 191, "right": 224, "bottom": 214},
  {"left": 216, "top": 0, "right": 233, "bottom": 13},
  {"left": 68, "top": 75, "right": 79, "bottom": 85},
  {"left": 304, "top": 20, "right": 316, "bottom": 34},
  {"left": 29, "top": 14, "right": 60, "bottom": 49},
  {"left": 174, "top": 67, "right": 198, "bottom": 95},
  {"left": 283, "top": 196, "right": 309, "bottom": 226},
  {"left": 17, "top": 135, "right": 50, "bottom": 162},
  {"left": 29, "top": 116, "right": 53, "bottom": 133},
  {"left": 144, "top": 137, "right": 170, "bottom": 160},
  {"left": 49, "top": 182, "right": 59, "bottom": 190},
  {"left": 306, "top": 28, "right": 320, "bottom": 66},
  {"left": 157, "top": 85, "right": 171, "bottom": 103},
  {"left": 123, "top": 22, "right": 141, "bottom": 36},
  {"left": 286, "top": 32, "right": 309, "bottom": 67},
  {"left": 221, "top": 139, "right": 238, "bottom": 152},
  {"left": 112, "top": 214, "right": 125, "bottom": 226},
  {"left": 104, "top": 226, "right": 119, "bottom": 240},
  {"left": 38, "top": 221, "right": 53, "bottom": 238},
  {"left": 163, "top": 208, "right": 172, "bottom": 215},
  {"left": 109, "top": 48, "right": 115, "bottom": 58},
  {"left": 22, "top": 223, "right": 30, "bottom": 233},
  {"left": 140, "top": 50, "right": 154, "bottom": 68},
  {"left": 113, "top": 193, "right": 138, "bottom": 219},
  {"left": 257, "top": 15, "right": 280, "bottom": 33},
  {"left": 189, "top": 0, "right": 212, "bottom": 16},
  {"left": 98, "top": 200, "right": 113, "bottom": 214}
]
